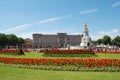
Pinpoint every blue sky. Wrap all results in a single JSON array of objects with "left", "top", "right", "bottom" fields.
[{"left": 0, "top": 0, "right": 120, "bottom": 40}]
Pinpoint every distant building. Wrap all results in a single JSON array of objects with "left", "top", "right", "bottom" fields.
[
  {"left": 33, "top": 33, "right": 82, "bottom": 48},
  {"left": 23, "top": 38, "right": 32, "bottom": 48}
]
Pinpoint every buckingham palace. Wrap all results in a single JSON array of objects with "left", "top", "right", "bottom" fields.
[{"left": 33, "top": 33, "right": 82, "bottom": 48}]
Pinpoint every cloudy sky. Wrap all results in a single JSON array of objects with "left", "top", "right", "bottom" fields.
[{"left": 0, "top": 0, "right": 120, "bottom": 40}]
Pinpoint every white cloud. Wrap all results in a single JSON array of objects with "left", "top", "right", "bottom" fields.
[
  {"left": 80, "top": 9, "right": 98, "bottom": 14},
  {"left": 91, "top": 29, "right": 119, "bottom": 40},
  {"left": 17, "top": 32, "right": 34, "bottom": 39},
  {"left": 98, "top": 29, "right": 119, "bottom": 35},
  {"left": 68, "top": 32, "right": 82, "bottom": 35},
  {"left": 1, "top": 24, "right": 33, "bottom": 33},
  {"left": 37, "top": 15, "right": 72, "bottom": 24},
  {"left": 112, "top": 1, "right": 120, "bottom": 7},
  {"left": 91, "top": 35, "right": 103, "bottom": 41}
]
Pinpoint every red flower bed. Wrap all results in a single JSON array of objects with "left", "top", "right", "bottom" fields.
[
  {"left": 93, "top": 49, "right": 120, "bottom": 54},
  {"left": 44, "top": 49, "right": 95, "bottom": 55},
  {"left": 0, "top": 50, "right": 19, "bottom": 54},
  {"left": 0, "top": 57, "right": 120, "bottom": 67}
]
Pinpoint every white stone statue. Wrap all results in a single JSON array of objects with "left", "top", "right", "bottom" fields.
[{"left": 80, "top": 23, "right": 91, "bottom": 48}]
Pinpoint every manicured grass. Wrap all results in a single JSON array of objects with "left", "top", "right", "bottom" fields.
[
  {"left": 0, "top": 65, "right": 120, "bottom": 80},
  {"left": 0, "top": 52, "right": 120, "bottom": 59},
  {"left": 96, "top": 53, "right": 120, "bottom": 59},
  {"left": 0, "top": 52, "right": 43, "bottom": 58}
]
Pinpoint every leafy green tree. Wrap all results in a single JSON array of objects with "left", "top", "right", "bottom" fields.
[
  {"left": 97, "top": 38, "right": 103, "bottom": 44},
  {"left": 0, "top": 33, "right": 26, "bottom": 49},
  {"left": 112, "top": 36, "right": 120, "bottom": 47},
  {"left": 0, "top": 33, "right": 7, "bottom": 49},
  {"left": 102, "top": 35, "right": 111, "bottom": 45},
  {"left": 6, "top": 34, "right": 18, "bottom": 47},
  {"left": 96, "top": 35, "right": 111, "bottom": 45},
  {"left": 18, "top": 37, "right": 25, "bottom": 49},
  {"left": 91, "top": 40, "right": 97, "bottom": 45}
]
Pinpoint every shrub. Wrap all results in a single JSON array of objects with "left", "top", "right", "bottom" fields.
[{"left": 44, "top": 49, "right": 95, "bottom": 55}]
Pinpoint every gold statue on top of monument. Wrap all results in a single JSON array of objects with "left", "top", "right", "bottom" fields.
[{"left": 84, "top": 23, "right": 88, "bottom": 31}]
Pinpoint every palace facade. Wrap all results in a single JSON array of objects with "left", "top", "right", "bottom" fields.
[{"left": 33, "top": 33, "right": 82, "bottom": 48}]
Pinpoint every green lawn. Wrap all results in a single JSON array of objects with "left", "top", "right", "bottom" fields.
[
  {"left": 96, "top": 53, "right": 120, "bottom": 59},
  {"left": 0, "top": 65, "right": 120, "bottom": 80},
  {"left": 0, "top": 52, "right": 120, "bottom": 59},
  {"left": 0, "top": 52, "right": 43, "bottom": 58}
]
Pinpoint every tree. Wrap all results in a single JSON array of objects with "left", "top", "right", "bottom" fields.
[
  {"left": 96, "top": 35, "right": 112, "bottom": 45},
  {"left": 97, "top": 38, "right": 103, "bottom": 44},
  {"left": 91, "top": 40, "right": 97, "bottom": 45},
  {"left": 0, "top": 33, "right": 7, "bottom": 49},
  {"left": 102, "top": 35, "right": 111, "bottom": 45},
  {"left": 6, "top": 34, "right": 18, "bottom": 49},
  {"left": 0, "top": 33, "right": 26, "bottom": 49},
  {"left": 112, "top": 36, "right": 120, "bottom": 47},
  {"left": 18, "top": 37, "right": 25, "bottom": 49}
]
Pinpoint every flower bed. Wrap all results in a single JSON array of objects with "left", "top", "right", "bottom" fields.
[
  {"left": 0, "top": 50, "right": 19, "bottom": 54},
  {"left": 43, "top": 54, "right": 96, "bottom": 57},
  {"left": 0, "top": 57, "right": 120, "bottom": 71},
  {"left": 93, "top": 49, "right": 120, "bottom": 54},
  {"left": 0, "top": 49, "right": 24, "bottom": 55},
  {"left": 44, "top": 49, "right": 95, "bottom": 55}
]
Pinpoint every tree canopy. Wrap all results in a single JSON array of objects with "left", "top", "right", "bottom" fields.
[
  {"left": 94, "top": 35, "right": 120, "bottom": 47},
  {"left": 112, "top": 36, "right": 120, "bottom": 47},
  {"left": 102, "top": 35, "right": 111, "bottom": 45},
  {"left": 0, "top": 33, "right": 25, "bottom": 49}
]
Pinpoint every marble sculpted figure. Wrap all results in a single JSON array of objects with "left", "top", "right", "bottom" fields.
[{"left": 80, "top": 23, "right": 91, "bottom": 48}]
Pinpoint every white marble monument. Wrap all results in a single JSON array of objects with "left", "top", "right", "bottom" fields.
[{"left": 80, "top": 23, "right": 91, "bottom": 48}]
